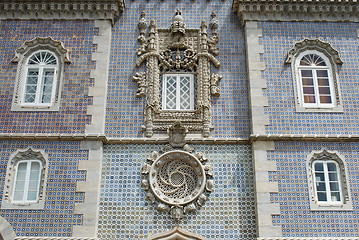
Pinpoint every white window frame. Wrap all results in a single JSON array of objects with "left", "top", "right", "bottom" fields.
[
  {"left": 161, "top": 73, "right": 195, "bottom": 111},
  {"left": 296, "top": 51, "right": 336, "bottom": 109},
  {"left": 11, "top": 37, "right": 70, "bottom": 111},
  {"left": 1, "top": 148, "right": 48, "bottom": 210},
  {"left": 12, "top": 159, "right": 43, "bottom": 204},
  {"left": 312, "top": 160, "right": 342, "bottom": 205},
  {"left": 307, "top": 149, "right": 352, "bottom": 211},
  {"left": 21, "top": 50, "right": 59, "bottom": 108}
]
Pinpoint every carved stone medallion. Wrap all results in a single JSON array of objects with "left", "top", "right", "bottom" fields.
[{"left": 142, "top": 147, "right": 213, "bottom": 220}]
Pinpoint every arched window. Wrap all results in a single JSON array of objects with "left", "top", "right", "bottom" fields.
[
  {"left": 286, "top": 39, "right": 343, "bottom": 112},
  {"left": 11, "top": 37, "right": 70, "bottom": 111},
  {"left": 307, "top": 149, "right": 352, "bottom": 210},
  {"left": 1, "top": 148, "right": 48, "bottom": 209},
  {"left": 296, "top": 51, "right": 335, "bottom": 108},
  {"left": 22, "top": 51, "right": 58, "bottom": 106}
]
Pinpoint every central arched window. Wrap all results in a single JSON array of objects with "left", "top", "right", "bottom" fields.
[
  {"left": 23, "top": 50, "right": 58, "bottom": 106},
  {"left": 296, "top": 51, "right": 335, "bottom": 108}
]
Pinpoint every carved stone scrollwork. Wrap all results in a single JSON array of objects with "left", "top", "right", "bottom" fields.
[
  {"left": 141, "top": 144, "right": 214, "bottom": 220},
  {"left": 133, "top": 10, "right": 221, "bottom": 137}
]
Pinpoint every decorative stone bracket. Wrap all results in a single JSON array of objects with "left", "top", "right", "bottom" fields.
[{"left": 133, "top": 10, "right": 221, "bottom": 138}]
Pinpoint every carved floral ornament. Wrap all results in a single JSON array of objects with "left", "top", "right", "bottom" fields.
[
  {"left": 133, "top": 10, "right": 222, "bottom": 137},
  {"left": 141, "top": 123, "right": 214, "bottom": 220}
]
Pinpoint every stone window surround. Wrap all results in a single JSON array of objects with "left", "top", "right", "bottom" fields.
[
  {"left": 285, "top": 39, "right": 343, "bottom": 113},
  {"left": 1, "top": 148, "right": 48, "bottom": 210},
  {"left": 306, "top": 149, "right": 353, "bottom": 211},
  {"left": 11, "top": 37, "right": 71, "bottom": 112},
  {"left": 133, "top": 11, "right": 221, "bottom": 138}
]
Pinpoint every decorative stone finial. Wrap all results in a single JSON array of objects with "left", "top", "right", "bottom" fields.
[{"left": 171, "top": 10, "right": 186, "bottom": 35}]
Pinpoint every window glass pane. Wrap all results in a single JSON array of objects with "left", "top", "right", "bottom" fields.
[
  {"left": 317, "top": 192, "right": 327, "bottom": 201},
  {"left": 316, "top": 182, "right": 326, "bottom": 191},
  {"left": 329, "top": 173, "right": 338, "bottom": 181},
  {"left": 28, "top": 180, "right": 39, "bottom": 191},
  {"left": 319, "top": 87, "right": 331, "bottom": 94},
  {"left": 14, "top": 180, "right": 25, "bottom": 191},
  {"left": 330, "top": 182, "right": 339, "bottom": 191},
  {"left": 317, "top": 70, "right": 329, "bottom": 77},
  {"left": 303, "top": 87, "right": 315, "bottom": 94},
  {"left": 315, "top": 172, "right": 325, "bottom": 181},
  {"left": 27, "top": 191, "right": 37, "bottom": 201},
  {"left": 301, "top": 70, "right": 313, "bottom": 77},
  {"left": 179, "top": 76, "right": 191, "bottom": 110},
  {"left": 319, "top": 96, "right": 332, "bottom": 104},
  {"left": 13, "top": 191, "right": 24, "bottom": 201},
  {"left": 331, "top": 192, "right": 341, "bottom": 202},
  {"left": 327, "top": 163, "right": 337, "bottom": 171},
  {"left": 314, "top": 163, "right": 324, "bottom": 171},
  {"left": 165, "top": 76, "right": 177, "bottom": 110},
  {"left": 317, "top": 78, "right": 329, "bottom": 86},
  {"left": 304, "top": 96, "right": 316, "bottom": 103},
  {"left": 302, "top": 78, "right": 314, "bottom": 85}
]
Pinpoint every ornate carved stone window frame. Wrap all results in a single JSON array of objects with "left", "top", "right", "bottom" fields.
[
  {"left": 285, "top": 39, "right": 343, "bottom": 112},
  {"left": 306, "top": 149, "right": 352, "bottom": 211},
  {"left": 133, "top": 11, "right": 221, "bottom": 138},
  {"left": 11, "top": 37, "right": 71, "bottom": 111},
  {"left": 1, "top": 148, "right": 48, "bottom": 210}
]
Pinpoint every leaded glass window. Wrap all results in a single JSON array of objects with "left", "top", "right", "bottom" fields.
[
  {"left": 161, "top": 74, "right": 194, "bottom": 110},
  {"left": 23, "top": 51, "right": 58, "bottom": 106}
]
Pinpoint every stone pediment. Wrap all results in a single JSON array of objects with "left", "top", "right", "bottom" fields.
[{"left": 146, "top": 227, "right": 207, "bottom": 240}]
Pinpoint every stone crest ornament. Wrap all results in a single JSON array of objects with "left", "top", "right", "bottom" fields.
[
  {"left": 141, "top": 139, "right": 213, "bottom": 219},
  {"left": 133, "top": 10, "right": 221, "bottom": 137}
]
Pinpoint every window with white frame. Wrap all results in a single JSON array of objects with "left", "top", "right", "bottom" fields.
[
  {"left": 296, "top": 51, "right": 335, "bottom": 108},
  {"left": 307, "top": 149, "right": 352, "bottom": 211},
  {"left": 11, "top": 37, "right": 70, "bottom": 111},
  {"left": 12, "top": 160, "right": 43, "bottom": 204},
  {"left": 161, "top": 73, "right": 195, "bottom": 110},
  {"left": 313, "top": 160, "right": 342, "bottom": 204},
  {"left": 1, "top": 148, "right": 47, "bottom": 209},
  {"left": 286, "top": 39, "right": 343, "bottom": 112},
  {"left": 22, "top": 51, "right": 58, "bottom": 106}
]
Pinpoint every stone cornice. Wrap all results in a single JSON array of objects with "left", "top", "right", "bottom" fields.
[
  {"left": 0, "top": 1, "right": 124, "bottom": 22},
  {"left": 3, "top": 133, "right": 359, "bottom": 143},
  {"left": 233, "top": 0, "right": 359, "bottom": 23}
]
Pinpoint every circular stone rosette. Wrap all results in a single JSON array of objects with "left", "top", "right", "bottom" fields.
[{"left": 141, "top": 150, "right": 214, "bottom": 220}]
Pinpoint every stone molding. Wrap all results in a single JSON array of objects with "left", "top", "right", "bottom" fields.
[
  {"left": 0, "top": 216, "right": 17, "bottom": 240},
  {"left": 244, "top": 21, "right": 269, "bottom": 135},
  {"left": 252, "top": 141, "right": 281, "bottom": 238},
  {"left": 146, "top": 227, "right": 207, "bottom": 240},
  {"left": 73, "top": 141, "right": 103, "bottom": 237},
  {"left": 0, "top": 1, "right": 124, "bottom": 23},
  {"left": 233, "top": 0, "right": 359, "bottom": 23},
  {"left": 133, "top": 11, "right": 221, "bottom": 137},
  {"left": 85, "top": 20, "right": 112, "bottom": 135},
  {"left": 3, "top": 133, "right": 359, "bottom": 143}
]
